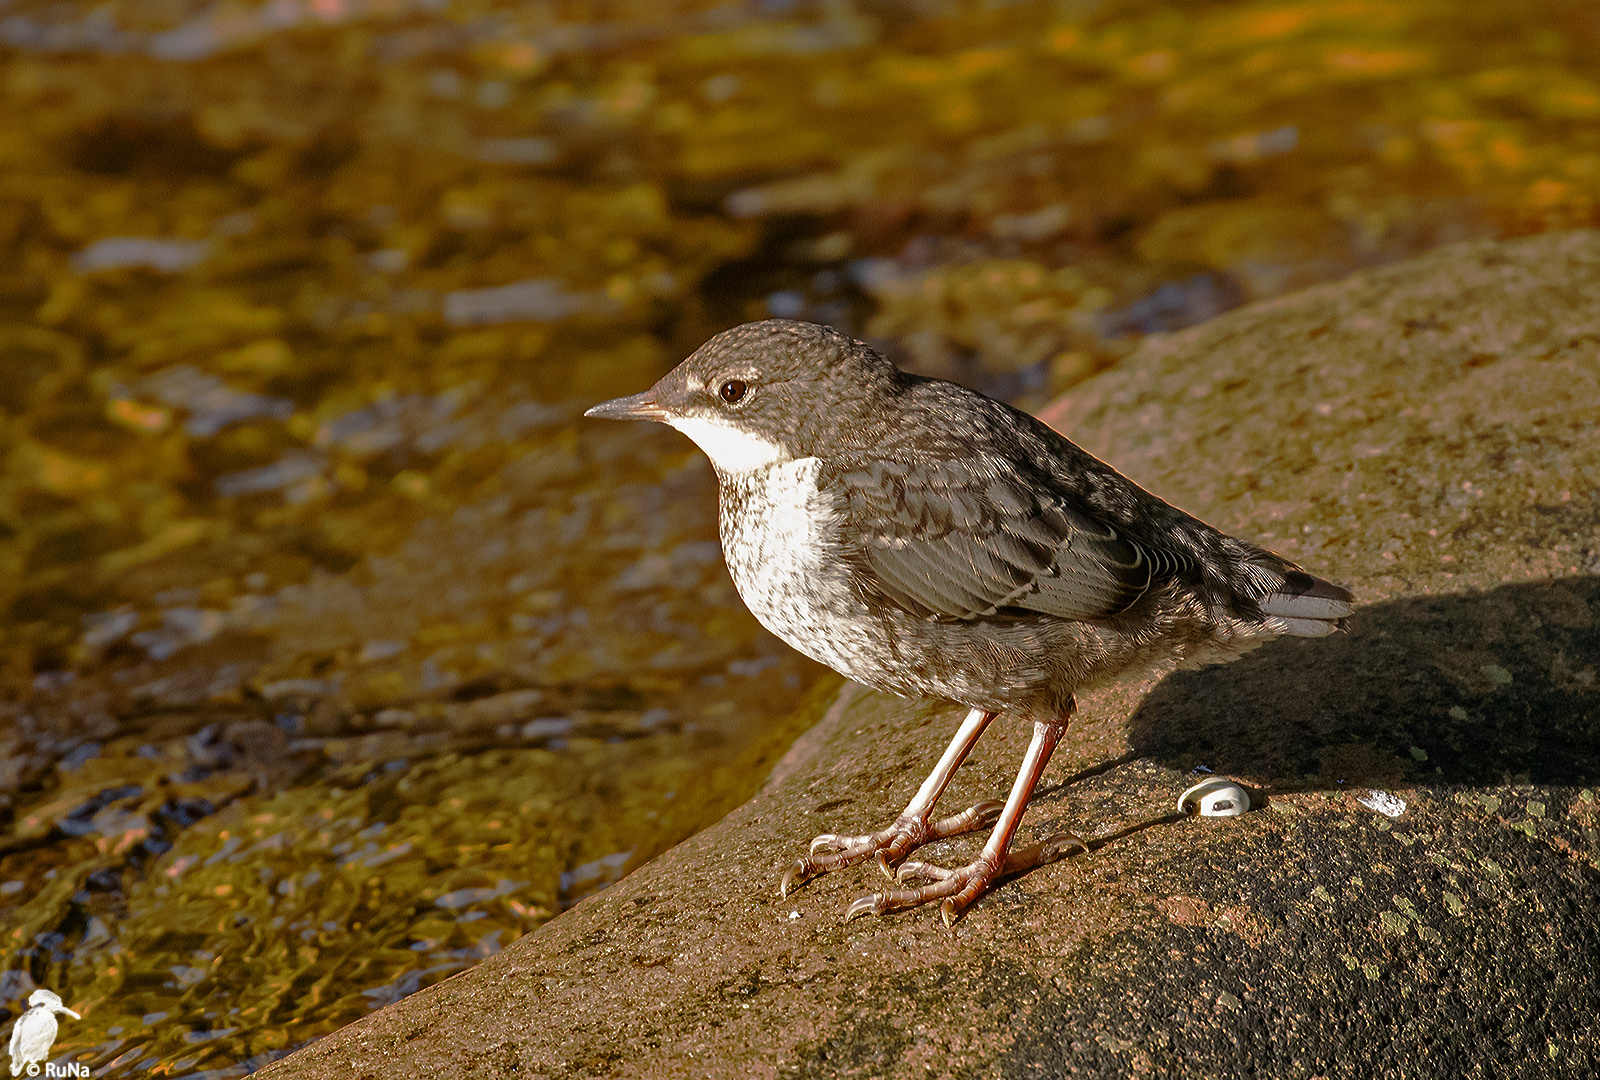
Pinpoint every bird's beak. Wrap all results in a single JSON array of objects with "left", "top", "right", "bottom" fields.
[
  {"left": 60, "top": 1008, "right": 80, "bottom": 1019},
  {"left": 584, "top": 390, "right": 670, "bottom": 422}
]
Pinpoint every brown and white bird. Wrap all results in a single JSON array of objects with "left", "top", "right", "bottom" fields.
[{"left": 586, "top": 319, "right": 1353, "bottom": 924}]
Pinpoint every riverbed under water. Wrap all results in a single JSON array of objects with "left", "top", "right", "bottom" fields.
[{"left": 1, "top": 0, "right": 1595, "bottom": 1073}]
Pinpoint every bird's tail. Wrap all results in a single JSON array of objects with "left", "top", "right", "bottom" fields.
[{"left": 1243, "top": 556, "right": 1354, "bottom": 637}]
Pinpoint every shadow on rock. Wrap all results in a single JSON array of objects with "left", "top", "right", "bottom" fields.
[{"left": 1128, "top": 577, "right": 1600, "bottom": 789}]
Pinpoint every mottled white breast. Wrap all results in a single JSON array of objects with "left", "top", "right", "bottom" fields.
[{"left": 717, "top": 457, "right": 883, "bottom": 685}]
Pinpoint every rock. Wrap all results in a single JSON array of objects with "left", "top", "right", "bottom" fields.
[{"left": 259, "top": 232, "right": 1600, "bottom": 1079}]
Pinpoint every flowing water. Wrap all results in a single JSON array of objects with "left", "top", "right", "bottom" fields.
[{"left": 0, "top": 0, "right": 1595, "bottom": 1073}]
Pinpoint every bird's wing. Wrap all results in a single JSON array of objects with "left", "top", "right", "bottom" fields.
[{"left": 837, "top": 457, "right": 1188, "bottom": 621}]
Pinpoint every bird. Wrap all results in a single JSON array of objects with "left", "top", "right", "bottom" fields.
[
  {"left": 586, "top": 319, "right": 1353, "bottom": 924},
  {"left": 9, "top": 989, "right": 79, "bottom": 1077}
]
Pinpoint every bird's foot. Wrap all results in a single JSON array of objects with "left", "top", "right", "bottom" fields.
[
  {"left": 779, "top": 799, "right": 1004, "bottom": 898},
  {"left": 844, "top": 831, "right": 1088, "bottom": 927}
]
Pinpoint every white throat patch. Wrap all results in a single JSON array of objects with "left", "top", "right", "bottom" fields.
[{"left": 668, "top": 414, "right": 789, "bottom": 474}]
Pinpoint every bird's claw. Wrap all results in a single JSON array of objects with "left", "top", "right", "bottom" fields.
[
  {"left": 844, "top": 831, "right": 1089, "bottom": 924},
  {"left": 778, "top": 798, "right": 1005, "bottom": 896},
  {"left": 1029, "top": 831, "right": 1090, "bottom": 864},
  {"left": 778, "top": 860, "right": 808, "bottom": 898},
  {"left": 841, "top": 854, "right": 1001, "bottom": 925},
  {"left": 843, "top": 893, "right": 886, "bottom": 921},
  {"left": 893, "top": 858, "right": 949, "bottom": 884},
  {"left": 808, "top": 833, "right": 850, "bottom": 856}
]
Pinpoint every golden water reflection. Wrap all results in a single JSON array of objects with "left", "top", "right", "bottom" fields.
[{"left": 0, "top": 0, "right": 1595, "bottom": 1073}]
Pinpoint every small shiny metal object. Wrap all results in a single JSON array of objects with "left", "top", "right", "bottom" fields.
[{"left": 1177, "top": 778, "right": 1250, "bottom": 817}]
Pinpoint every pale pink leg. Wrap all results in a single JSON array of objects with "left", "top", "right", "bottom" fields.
[
  {"left": 843, "top": 711, "right": 1086, "bottom": 926},
  {"left": 780, "top": 709, "right": 1003, "bottom": 897}
]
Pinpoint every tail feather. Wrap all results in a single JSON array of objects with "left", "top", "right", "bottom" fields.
[
  {"left": 1229, "top": 549, "right": 1354, "bottom": 635},
  {"left": 1255, "top": 568, "right": 1354, "bottom": 632},
  {"left": 1265, "top": 615, "right": 1341, "bottom": 638}
]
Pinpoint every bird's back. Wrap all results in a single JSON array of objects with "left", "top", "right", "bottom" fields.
[{"left": 843, "top": 373, "right": 1351, "bottom": 635}]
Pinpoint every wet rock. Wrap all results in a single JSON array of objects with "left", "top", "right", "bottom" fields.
[{"left": 260, "top": 233, "right": 1600, "bottom": 1078}]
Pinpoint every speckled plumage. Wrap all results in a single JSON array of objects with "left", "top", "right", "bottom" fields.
[
  {"left": 587, "top": 319, "right": 1353, "bottom": 923},
  {"left": 685, "top": 321, "right": 1347, "bottom": 717}
]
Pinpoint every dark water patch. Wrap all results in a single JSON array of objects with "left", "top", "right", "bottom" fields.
[{"left": 68, "top": 115, "right": 247, "bottom": 178}]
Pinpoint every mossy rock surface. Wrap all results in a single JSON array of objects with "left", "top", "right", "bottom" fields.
[{"left": 261, "top": 233, "right": 1600, "bottom": 1079}]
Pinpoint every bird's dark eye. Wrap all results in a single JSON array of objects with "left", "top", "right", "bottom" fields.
[{"left": 719, "top": 379, "right": 747, "bottom": 404}]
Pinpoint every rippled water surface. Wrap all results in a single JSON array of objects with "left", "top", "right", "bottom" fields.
[{"left": 1, "top": 0, "right": 1596, "bottom": 1073}]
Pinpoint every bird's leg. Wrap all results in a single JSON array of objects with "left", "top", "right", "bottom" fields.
[
  {"left": 780, "top": 708, "right": 1002, "bottom": 897},
  {"left": 844, "top": 710, "right": 1086, "bottom": 926}
]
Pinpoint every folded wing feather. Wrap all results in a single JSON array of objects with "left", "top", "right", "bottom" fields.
[{"left": 839, "top": 458, "right": 1185, "bottom": 622}]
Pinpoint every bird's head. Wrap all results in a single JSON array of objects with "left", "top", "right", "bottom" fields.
[
  {"left": 26, "top": 989, "right": 79, "bottom": 1019},
  {"left": 585, "top": 319, "right": 898, "bottom": 475}
]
